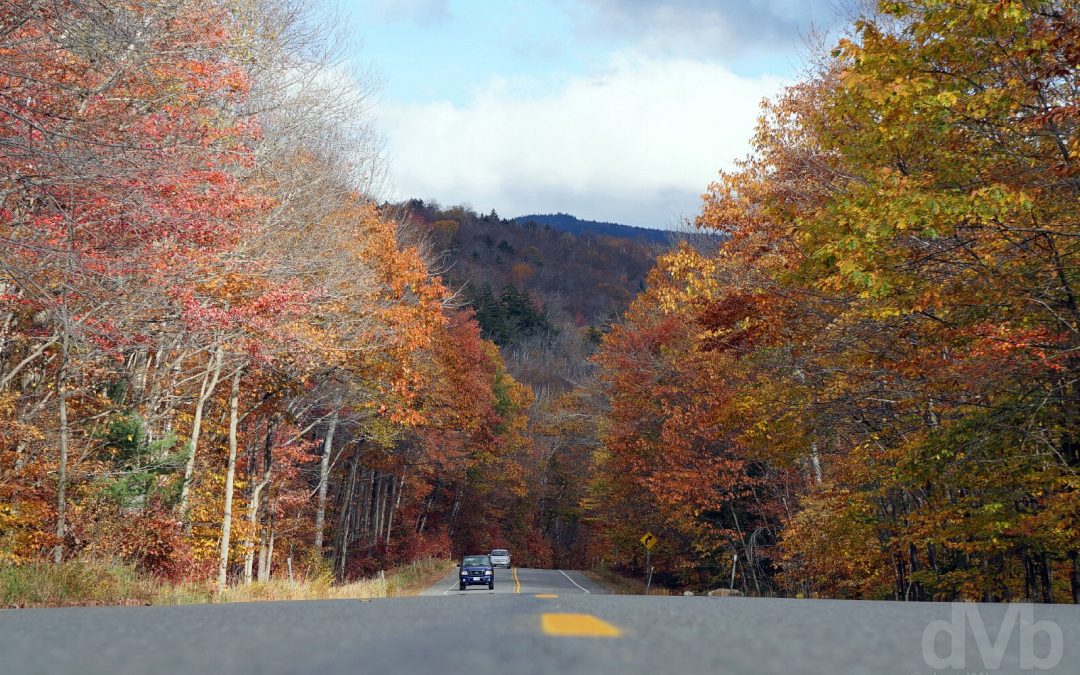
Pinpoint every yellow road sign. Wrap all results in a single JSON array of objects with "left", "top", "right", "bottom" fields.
[{"left": 640, "top": 532, "right": 657, "bottom": 549}]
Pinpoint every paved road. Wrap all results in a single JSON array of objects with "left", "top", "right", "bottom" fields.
[
  {"left": 2, "top": 567, "right": 1077, "bottom": 674},
  {"left": 420, "top": 564, "right": 605, "bottom": 596}
]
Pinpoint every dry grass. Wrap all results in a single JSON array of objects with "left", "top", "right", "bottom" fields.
[
  {"left": 584, "top": 566, "right": 674, "bottom": 596},
  {"left": 2, "top": 557, "right": 452, "bottom": 608},
  {"left": 176, "top": 557, "right": 451, "bottom": 605},
  {"left": 2, "top": 559, "right": 159, "bottom": 608}
]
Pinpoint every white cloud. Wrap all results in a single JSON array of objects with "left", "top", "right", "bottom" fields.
[
  {"left": 377, "top": 54, "right": 786, "bottom": 228},
  {"left": 564, "top": 0, "right": 840, "bottom": 59}
]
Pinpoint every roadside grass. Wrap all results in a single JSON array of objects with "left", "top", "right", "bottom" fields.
[
  {"left": 2, "top": 557, "right": 451, "bottom": 608},
  {"left": 584, "top": 565, "right": 674, "bottom": 596},
  {"left": 188, "top": 556, "right": 452, "bottom": 604},
  {"left": 1, "top": 559, "right": 159, "bottom": 608}
]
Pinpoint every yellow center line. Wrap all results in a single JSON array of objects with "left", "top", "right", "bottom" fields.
[
  {"left": 534, "top": 593, "right": 558, "bottom": 598},
  {"left": 540, "top": 613, "right": 622, "bottom": 638},
  {"left": 512, "top": 567, "right": 521, "bottom": 593}
]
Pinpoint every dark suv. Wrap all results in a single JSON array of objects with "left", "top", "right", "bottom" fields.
[{"left": 458, "top": 554, "right": 495, "bottom": 590}]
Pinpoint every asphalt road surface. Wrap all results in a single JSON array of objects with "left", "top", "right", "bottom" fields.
[
  {"left": 2, "top": 567, "right": 1077, "bottom": 674},
  {"left": 419, "top": 564, "right": 605, "bottom": 596}
]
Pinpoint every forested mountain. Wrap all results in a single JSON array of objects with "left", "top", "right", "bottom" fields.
[
  {"left": 512, "top": 213, "right": 672, "bottom": 244},
  {"left": 394, "top": 200, "right": 663, "bottom": 400},
  {"left": 402, "top": 201, "right": 658, "bottom": 326}
]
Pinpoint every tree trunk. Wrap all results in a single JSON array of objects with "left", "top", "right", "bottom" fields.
[
  {"left": 313, "top": 408, "right": 339, "bottom": 553},
  {"left": 374, "top": 474, "right": 388, "bottom": 543},
  {"left": 1069, "top": 550, "right": 1079, "bottom": 605},
  {"left": 372, "top": 473, "right": 382, "bottom": 543},
  {"left": 382, "top": 476, "right": 395, "bottom": 544},
  {"left": 417, "top": 481, "right": 440, "bottom": 534},
  {"left": 243, "top": 416, "right": 276, "bottom": 584},
  {"left": 912, "top": 544, "right": 925, "bottom": 601},
  {"left": 334, "top": 452, "right": 359, "bottom": 580},
  {"left": 159, "top": 344, "right": 185, "bottom": 438},
  {"left": 448, "top": 483, "right": 463, "bottom": 538},
  {"left": 350, "top": 467, "right": 368, "bottom": 544},
  {"left": 265, "top": 525, "right": 275, "bottom": 581},
  {"left": 362, "top": 470, "right": 375, "bottom": 535},
  {"left": 0, "top": 335, "right": 59, "bottom": 391},
  {"left": 53, "top": 327, "right": 70, "bottom": 564},
  {"left": 1024, "top": 549, "right": 1037, "bottom": 601},
  {"left": 258, "top": 506, "right": 275, "bottom": 582},
  {"left": 1038, "top": 552, "right": 1053, "bottom": 604},
  {"left": 180, "top": 344, "right": 223, "bottom": 530},
  {"left": 216, "top": 367, "right": 243, "bottom": 593},
  {"left": 0, "top": 283, "right": 16, "bottom": 359},
  {"left": 809, "top": 443, "right": 823, "bottom": 484},
  {"left": 130, "top": 347, "right": 150, "bottom": 406},
  {"left": 386, "top": 474, "right": 405, "bottom": 546},
  {"left": 256, "top": 525, "right": 269, "bottom": 583}
]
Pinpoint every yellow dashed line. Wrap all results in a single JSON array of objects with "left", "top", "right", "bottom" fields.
[
  {"left": 534, "top": 593, "right": 558, "bottom": 598},
  {"left": 540, "top": 613, "right": 622, "bottom": 638},
  {"left": 512, "top": 567, "right": 521, "bottom": 593}
]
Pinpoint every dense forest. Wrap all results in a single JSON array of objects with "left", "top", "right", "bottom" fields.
[
  {"left": 550, "top": 0, "right": 1080, "bottom": 602},
  {"left": 2, "top": 0, "right": 1078, "bottom": 606},
  {"left": 0, "top": 0, "right": 549, "bottom": 589}
]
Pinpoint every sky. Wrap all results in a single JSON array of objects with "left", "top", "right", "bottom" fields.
[{"left": 339, "top": 0, "right": 843, "bottom": 229}]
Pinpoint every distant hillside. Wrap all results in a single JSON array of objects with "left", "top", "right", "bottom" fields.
[
  {"left": 391, "top": 200, "right": 663, "bottom": 397},
  {"left": 395, "top": 201, "right": 658, "bottom": 328},
  {"left": 513, "top": 213, "right": 672, "bottom": 245}
]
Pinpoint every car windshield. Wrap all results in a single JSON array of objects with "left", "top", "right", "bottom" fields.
[
  {"left": 491, "top": 550, "right": 508, "bottom": 556},
  {"left": 462, "top": 556, "right": 490, "bottom": 567}
]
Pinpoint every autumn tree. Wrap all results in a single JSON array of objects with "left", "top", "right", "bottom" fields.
[
  {"left": 580, "top": 0, "right": 1080, "bottom": 603},
  {"left": 0, "top": 0, "right": 539, "bottom": 594}
]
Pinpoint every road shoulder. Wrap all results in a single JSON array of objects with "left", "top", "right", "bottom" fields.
[{"left": 557, "top": 570, "right": 609, "bottom": 594}]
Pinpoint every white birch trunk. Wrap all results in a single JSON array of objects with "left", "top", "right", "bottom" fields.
[
  {"left": 179, "top": 344, "right": 223, "bottom": 528},
  {"left": 313, "top": 408, "right": 339, "bottom": 552},
  {"left": 385, "top": 474, "right": 405, "bottom": 546},
  {"left": 216, "top": 367, "right": 242, "bottom": 593}
]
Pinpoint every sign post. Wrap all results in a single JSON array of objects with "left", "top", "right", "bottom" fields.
[{"left": 640, "top": 532, "right": 657, "bottom": 593}]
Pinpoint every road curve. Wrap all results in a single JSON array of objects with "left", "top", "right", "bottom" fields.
[{"left": 1, "top": 568, "right": 1077, "bottom": 674}]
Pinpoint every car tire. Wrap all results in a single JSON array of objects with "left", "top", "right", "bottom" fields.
[
  {"left": 488, "top": 582, "right": 494, "bottom": 590},
  {"left": 459, "top": 583, "right": 466, "bottom": 591}
]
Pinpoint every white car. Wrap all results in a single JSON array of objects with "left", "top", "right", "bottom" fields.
[{"left": 489, "top": 549, "right": 511, "bottom": 568}]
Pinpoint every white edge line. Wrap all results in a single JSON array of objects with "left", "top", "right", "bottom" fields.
[
  {"left": 442, "top": 571, "right": 459, "bottom": 595},
  {"left": 558, "top": 569, "right": 591, "bottom": 594}
]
